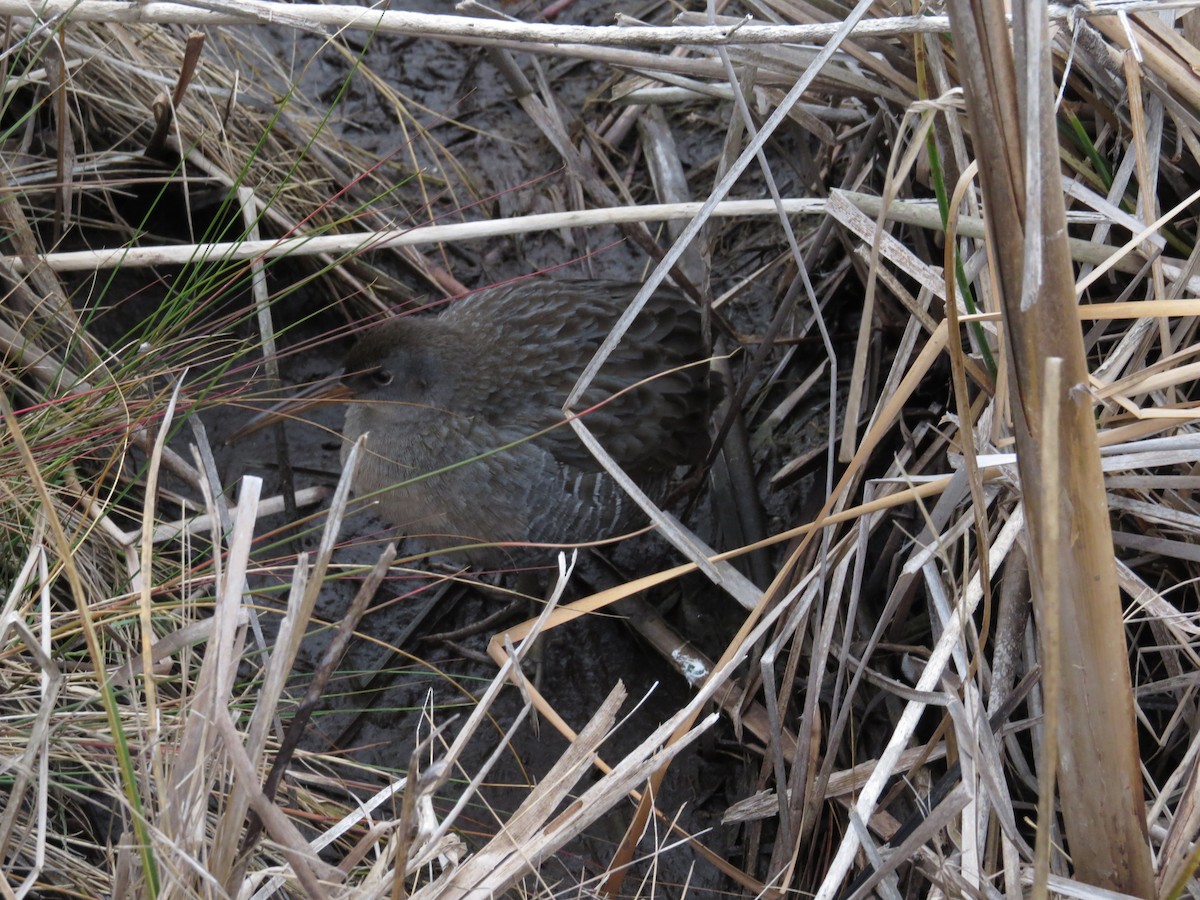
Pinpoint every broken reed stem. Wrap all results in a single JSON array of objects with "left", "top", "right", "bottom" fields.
[{"left": 948, "top": 0, "right": 1154, "bottom": 892}]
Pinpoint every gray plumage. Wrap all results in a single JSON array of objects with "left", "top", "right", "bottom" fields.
[{"left": 340, "top": 280, "right": 712, "bottom": 563}]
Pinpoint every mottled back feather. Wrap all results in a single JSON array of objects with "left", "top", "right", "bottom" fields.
[{"left": 340, "top": 279, "right": 712, "bottom": 562}]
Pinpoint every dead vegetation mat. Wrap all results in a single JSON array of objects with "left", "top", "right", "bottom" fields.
[{"left": 2, "top": 1, "right": 1200, "bottom": 898}]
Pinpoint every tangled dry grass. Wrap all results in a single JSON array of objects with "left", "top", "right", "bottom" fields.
[{"left": 1, "top": 0, "right": 1199, "bottom": 897}]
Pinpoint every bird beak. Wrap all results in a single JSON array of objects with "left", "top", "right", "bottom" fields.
[{"left": 228, "top": 371, "right": 351, "bottom": 443}]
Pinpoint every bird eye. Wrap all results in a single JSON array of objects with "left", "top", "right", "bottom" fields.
[{"left": 371, "top": 368, "right": 394, "bottom": 386}]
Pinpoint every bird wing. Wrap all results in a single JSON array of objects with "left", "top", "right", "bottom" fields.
[{"left": 457, "top": 280, "right": 711, "bottom": 475}]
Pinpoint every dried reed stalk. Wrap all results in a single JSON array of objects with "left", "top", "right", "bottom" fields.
[{"left": 948, "top": 0, "right": 1154, "bottom": 893}]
